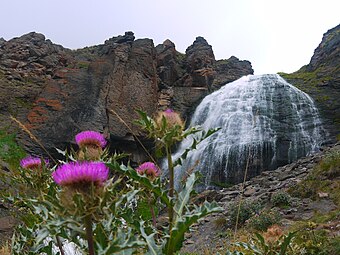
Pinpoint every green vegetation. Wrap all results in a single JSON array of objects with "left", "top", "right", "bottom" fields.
[
  {"left": 77, "top": 61, "right": 90, "bottom": 69},
  {"left": 229, "top": 200, "right": 263, "bottom": 227},
  {"left": 211, "top": 181, "right": 234, "bottom": 189},
  {"left": 337, "top": 133, "right": 340, "bottom": 141},
  {"left": 288, "top": 220, "right": 340, "bottom": 255},
  {"left": 247, "top": 209, "right": 281, "bottom": 232},
  {"left": 0, "top": 129, "right": 26, "bottom": 169},
  {"left": 176, "top": 52, "right": 186, "bottom": 62},
  {"left": 271, "top": 191, "right": 292, "bottom": 207}
]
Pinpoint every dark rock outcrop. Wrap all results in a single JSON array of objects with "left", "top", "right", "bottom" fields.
[
  {"left": 213, "top": 56, "right": 254, "bottom": 89},
  {"left": 280, "top": 24, "right": 340, "bottom": 141},
  {"left": 0, "top": 32, "right": 253, "bottom": 158},
  {"left": 156, "top": 37, "right": 254, "bottom": 119}
]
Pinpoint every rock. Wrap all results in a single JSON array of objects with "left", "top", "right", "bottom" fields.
[
  {"left": 0, "top": 37, "right": 6, "bottom": 45},
  {"left": 213, "top": 56, "right": 254, "bottom": 89},
  {"left": 0, "top": 216, "right": 16, "bottom": 231},
  {"left": 318, "top": 192, "right": 329, "bottom": 198},
  {"left": 244, "top": 187, "right": 257, "bottom": 197},
  {"left": 278, "top": 174, "right": 295, "bottom": 181},
  {"left": 156, "top": 39, "right": 183, "bottom": 89}
]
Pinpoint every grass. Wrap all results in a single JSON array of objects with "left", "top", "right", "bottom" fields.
[{"left": 289, "top": 149, "right": 340, "bottom": 206}]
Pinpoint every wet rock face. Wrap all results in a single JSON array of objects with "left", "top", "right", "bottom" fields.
[{"left": 0, "top": 31, "right": 253, "bottom": 157}]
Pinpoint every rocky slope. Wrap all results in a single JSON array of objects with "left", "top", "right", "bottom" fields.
[
  {"left": 280, "top": 23, "right": 340, "bottom": 141},
  {"left": 181, "top": 142, "right": 340, "bottom": 254},
  {"left": 0, "top": 32, "right": 253, "bottom": 159}
]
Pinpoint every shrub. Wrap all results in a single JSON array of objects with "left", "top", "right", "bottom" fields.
[
  {"left": 271, "top": 191, "right": 292, "bottom": 207},
  {"left": 247, "top": 209, "right": 281, "bottom": 231},
  {"left": 229, "top": 200, "right": 263, "bottom": 227}
]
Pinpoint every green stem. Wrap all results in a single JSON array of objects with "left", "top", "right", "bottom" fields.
[
  {"left": 84, "top": 215, "right": 95, "bottom": 255},
  {"left": 148, "top": 197, "right": 157, "bottom": 228},
  {"left": 166, "top": 144, "right": 174, "bottom": 233},
  {"left": 56, "top": 235, "right": 65, "bottom": 255}
]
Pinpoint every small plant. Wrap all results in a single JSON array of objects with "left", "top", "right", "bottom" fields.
[
  {"left": 226, "top": 230, "right": 296, "bottom": 255},
  {"left": 247, "top": 209, "right": 281, "bottom": 232},
  {"left": 271, "top": 191, "right": 292, "bottom": 207},
  {"left": 229, "top": 200, "right": 263, "bottom": 227}
]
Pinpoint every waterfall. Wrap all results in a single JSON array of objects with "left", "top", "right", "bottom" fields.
[{"left": 173, "top": 74, "right": 325, "bottom": 189}]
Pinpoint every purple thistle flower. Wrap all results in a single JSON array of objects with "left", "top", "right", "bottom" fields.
[
  {"left": 52, "top": 161, "right": 109, "bottom": 187},
  {"left": 75, "top": 130, "right": 107, "bottom": 149},
  {"left": 136, "top": 162, "right": 161, "bottom": 178},
  {"left": 20, "top": 156, "right": 49, "bottom": 169},
  {"left": 164, "top": 108, "right": 174, "bottom": 114}
]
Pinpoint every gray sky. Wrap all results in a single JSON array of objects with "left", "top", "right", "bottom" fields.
[{"left": 1, "top": 0, "right": 339, "bottom": 74}]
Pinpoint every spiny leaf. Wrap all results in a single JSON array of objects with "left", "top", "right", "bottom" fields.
[
  {"left": 174, "top": 127, "right": 220, "bottom": 167},
  {"left": 165, "top": 201, "right": 222, "bottom": 254},
  {"left": 280, "top": 231, "right": 296, "bottom": 255},
  {"left": 139, "top": 220, "right": 163, "bottom": 255},
  {"left": 174, "top": 172, "right": 197, "bottom": 219}
]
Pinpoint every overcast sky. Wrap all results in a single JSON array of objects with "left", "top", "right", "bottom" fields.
[{"left": 1, "top": 0, "right": 339, "bottom": 74}]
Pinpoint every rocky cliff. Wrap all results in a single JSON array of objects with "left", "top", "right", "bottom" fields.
[
  {"left": 0, "top": 32, "right": 253, "bottom": 158},
  {"left": 279, "top": 24, "right": 340, "bottom": 141}
]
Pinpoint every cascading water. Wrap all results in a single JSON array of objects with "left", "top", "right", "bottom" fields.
[{"left": 173, "top": 74, "right": 325, "bottom": 189}]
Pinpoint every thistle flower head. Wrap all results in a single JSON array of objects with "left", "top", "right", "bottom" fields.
[
  {"left": 20, "top": 156, "right": 49, "bottom": 169},
  {"left": 52, "top": 161, "right": 109, "bottom": 187},
  {"left": 136, "top": 162, "right": 160, "bottom": 178},
  {"left": 75, "top": 130, "right": 107, "bottom": 149},
  {"left": 156, "top": 108, "right": 184, "bottom": 130}
]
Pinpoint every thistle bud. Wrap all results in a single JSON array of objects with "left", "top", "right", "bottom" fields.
[{"left": 155, "top": 109, "right": 184, "bottom": 130}]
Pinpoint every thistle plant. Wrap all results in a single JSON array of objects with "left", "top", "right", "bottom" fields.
[
  {"left": 129, "top": 108, "right": 222, "bottom": 254},
  {"left": 134, "top": 162, "right": 161, "bottom": 228},
  {"left": 7, "top": 111, "right": 222, "bottom": 255},
  {"left": 9, "top": 131, "right": 145, "bottom": 255},
  {"left": 52, "top": 161, "right": 109, "bottom": 255}
]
